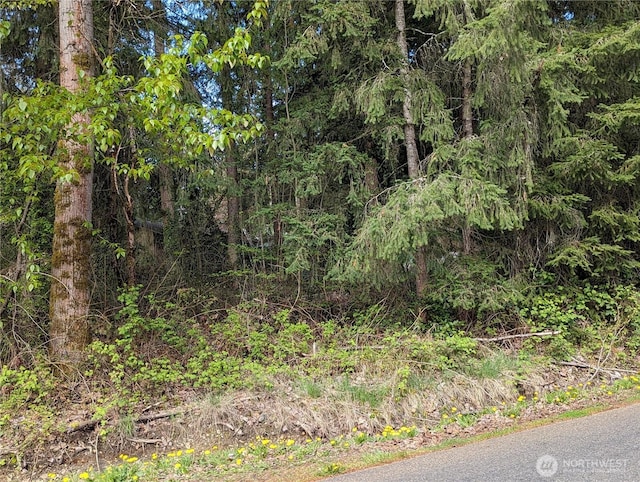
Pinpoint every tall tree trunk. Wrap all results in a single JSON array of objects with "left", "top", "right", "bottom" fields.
[
  {"left": 226, "top": 159, "right": 240, "bottom": 270},
  {"left": 264, "top": 64, "right": 282, "bottom": 254},
  {"left": 221, "top": 70, "right": 240, "bottom": 271},
  {"left": 395, "top": 0, "right": 428, "bottom": 298},
  {"left": 461, "top": 59, "right": 474, "bottom": 255},
  {"left": 49, "top": 0, "right": 95, "bottom": 367},
  {"left": 152, "top": 0, "right": 175, "bottom": 226}
]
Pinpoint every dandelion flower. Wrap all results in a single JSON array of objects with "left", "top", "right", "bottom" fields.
[
  {"left": 236, "top": 459, "right": 242, "bottom": 465},
  {"left": 186, "top": 448, "right": 194, "bottom": 454},
  {"left": 174, "top": 463, "right": 182, "bottom": 469},
  {"left": 79, "top": 474, "right": 90, "bottom": 480}
]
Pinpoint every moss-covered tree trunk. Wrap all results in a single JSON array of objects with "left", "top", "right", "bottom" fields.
[{"left": 49, "top": 0, "right": 94, "bottom": 367}]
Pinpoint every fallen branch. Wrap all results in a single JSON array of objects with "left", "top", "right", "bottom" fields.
[
  {"left": 66, "top": 407, "right": 190, "bottom": 433},
  {"left": 127, "top": 437, "right": 163, "bottom": 444},
  {"left": 66, "top": 420, "right": 98, "bottom": 434},
  {"left": 474, "top": 330, "right": 560, "bottom": 342},
  {"left": 135, "top": 407, "right": 188, "bottom": 423},
  {"left": 557, "top": 360, "right": 637, "bottom": 374}
]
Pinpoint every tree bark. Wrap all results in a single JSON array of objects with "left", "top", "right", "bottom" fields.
[
  {"left": 264, "top": 61, "right": 282, "bottom": 254},
  {"left": 221, "top": 69, "right": 241, "bottom": 271},
  {"left": 395, "top": 0, "right": 428, "bottom": 298},
  {"left": 151, "top": 0, "right": 176, "bottom": 225},
  {"left": 226, "top": 159, "right": 240, "bottom": 270},
  {"left": 49, "top": 0, "right": 95, "bottom": 367},
  {"left": 461, "top": 59, "right": 474, "bottom": 255}
]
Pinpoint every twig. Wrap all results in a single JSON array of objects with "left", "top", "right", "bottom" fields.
[
  {"left": 474, "top": 330, "right": 560, "bottom": 342},
  {"left": 127, "top": 437, "right": 163, "bottom": 444},
  {"left": 558, "top": 360, "right": 637, "bottom": 374},
  {"left": 94, "top": 432, "right": 100, "bottom": 472}
]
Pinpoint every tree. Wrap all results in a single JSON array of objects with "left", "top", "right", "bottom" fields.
[
  {"left": 395, "top": 0, "right": 428, "bottom": 297},
  {"left": 48, "top": 0, "right": 95, "bottom": 367}
]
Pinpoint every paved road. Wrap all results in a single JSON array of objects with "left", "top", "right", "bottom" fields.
[{"left": 325, "top": 403, "right": 640, "bottom": 481}]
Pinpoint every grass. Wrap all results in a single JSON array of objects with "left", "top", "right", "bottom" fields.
[
  {"left": 37, "top": 378, "right": 640, "bottom": 482},
  {"left": 4, "top": 296, "right": 640, "bottom": 481}
]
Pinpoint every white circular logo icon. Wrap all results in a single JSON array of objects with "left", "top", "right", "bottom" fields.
[{"left": 536, "top": 454, "right": 558, "bottom": 477}]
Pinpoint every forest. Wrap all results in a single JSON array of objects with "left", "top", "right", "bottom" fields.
[{"left": 2, "top": 0, "right": 640, "bottom": 479}]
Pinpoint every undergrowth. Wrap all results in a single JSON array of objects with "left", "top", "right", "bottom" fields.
[{"left": 2, "top": 282, "right": 640, "bottom": 476}]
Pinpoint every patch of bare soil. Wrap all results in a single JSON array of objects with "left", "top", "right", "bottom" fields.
[{"left": 1, "top": 362, "right": 637, "bottom": 481}]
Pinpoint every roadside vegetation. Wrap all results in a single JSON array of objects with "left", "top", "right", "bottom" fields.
[{"left": 2, "top": 280, "right": 640, "bottom": 480}]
